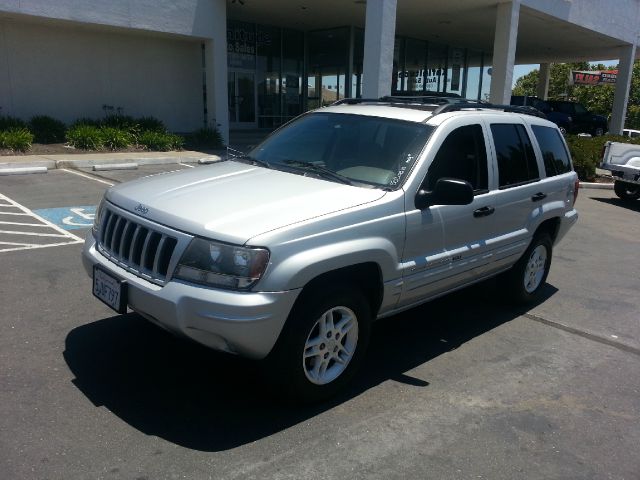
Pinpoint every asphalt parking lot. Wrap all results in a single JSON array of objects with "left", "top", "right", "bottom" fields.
[{"left": 1, "top": 165, "right": 639, "bottom": 480}]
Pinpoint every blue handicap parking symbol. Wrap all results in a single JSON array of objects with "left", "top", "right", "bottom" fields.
[{"left": 34, "top": 206, "right": 97, "bottom": 231}]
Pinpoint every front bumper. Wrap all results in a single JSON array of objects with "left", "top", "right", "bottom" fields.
[{"left": 82, "top": 233, "right": 301, "bottom": 359}]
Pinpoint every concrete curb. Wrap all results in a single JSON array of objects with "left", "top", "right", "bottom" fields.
[
  {"left": 56, "top": 155, "right": 222, "bottom": 169},
  {"left": 0, "top": 152, "right": 224, "bottom": 172},
  {"left": 579, "top": 182, "right": 614, "bottom": 190},
  {"left": 0, "top": 166, "right": 48, "bottom": 176},
  {"left": 0, "top": 160, "right": 56, "bottom": 170}
]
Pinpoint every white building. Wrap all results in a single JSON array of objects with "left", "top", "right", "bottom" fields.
[{"left": 1, "top": 0, "right": 639, "bottom": 143}]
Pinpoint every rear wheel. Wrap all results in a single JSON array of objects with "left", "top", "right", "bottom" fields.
[
  {"left": 267, "top": 286, "right": 371, "bottom": 403},
  {"left": 614, "top": 180, "right": 640, "bottom": 201},
  {"left": 594, "top": 127, "right": 605, "bottom": 136},
  {"left": 501, "top": 234, "right": 553, "bottom": 304}
]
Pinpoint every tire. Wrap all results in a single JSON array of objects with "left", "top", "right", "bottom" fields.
[
  {"left": 558, "top": 126, "right": 567, "bottom": 136},
  {"left": 594, "top": 127, "right": 604, "bottom": 136},
  {"left": 614, "top": 180, "right": 640, "bottom": 201},
  {"left": 501, "top": 234, "right": 553, "bottom": 304},
  {"left": 266, "top": 285, "right": 371, "bottom": 403}
]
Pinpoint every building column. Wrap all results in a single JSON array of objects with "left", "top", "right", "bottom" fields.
[
  {"left": 204, "top": 0, "right": 229, "bottom": 145},
  {"left": 610, "top": 43, "right": 637, "bottom": 135},
  {"left": 489, "top": 0, "right": 520, "bottom": 105},
  {"left": 537, "top": 63, "right": 551, "bottom": 99},
  {"left": 362, "top": 0, "right": 397, "bottom": 98}
]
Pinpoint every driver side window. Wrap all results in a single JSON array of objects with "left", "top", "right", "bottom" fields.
[{"left": 424, "top": 124, "right": 488, "bottom": 193}]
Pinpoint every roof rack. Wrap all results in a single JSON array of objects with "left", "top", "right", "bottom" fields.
[
  {"left": 430, "top": 102, "right": 546, "bottom": 119},
  {"left": 380, "top": 95, "right": 485, "bottom": 106},
  {"left": 332, "top": 98, "right": 382, "bottom": 106},
  {"left": 331, "top": 97, "right": 546, "bottom": 119}
]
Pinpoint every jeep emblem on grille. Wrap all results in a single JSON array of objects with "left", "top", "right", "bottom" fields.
[{"left": 134, "top": 203, "right": 149, "bottom": 215}]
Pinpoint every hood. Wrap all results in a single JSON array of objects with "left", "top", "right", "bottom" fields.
[{"left": 106, "top": 161, "right": 386, "bottom": 245}]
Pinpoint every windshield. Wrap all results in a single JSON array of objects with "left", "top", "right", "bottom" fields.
[{"left": 248, "top": 112, "right": 434, "bottom": 189}]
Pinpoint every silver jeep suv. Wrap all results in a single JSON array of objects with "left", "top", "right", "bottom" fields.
[{"left": 83, "top": 99, "right": 579, "bottom": 402}]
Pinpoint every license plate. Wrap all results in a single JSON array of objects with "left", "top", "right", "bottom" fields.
[{"left": 93, "top": 266, "right": 128, "bottom": 314}]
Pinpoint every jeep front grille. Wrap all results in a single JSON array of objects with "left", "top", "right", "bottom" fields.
[{"left": 97, "top": 208, "right": 178, "bottom": 284}]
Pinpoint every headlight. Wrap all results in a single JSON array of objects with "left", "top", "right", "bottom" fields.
[
  {"left": 92, "top": 198, "right": 106, "bottom": 237},
  {"left": 174, "top": 238, "right": 270, "bottom": 290}
]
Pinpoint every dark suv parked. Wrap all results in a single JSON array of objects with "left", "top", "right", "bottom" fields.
[
  {"left": 545, "top": 100, "right": 608, "bottom": 136},
  {"left": 511, "top": 96, "right": 572, "bottom": 134}
]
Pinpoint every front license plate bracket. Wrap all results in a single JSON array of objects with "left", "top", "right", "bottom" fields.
[{"left": 93, "top": 265, "right": 128, "bottom": 314}]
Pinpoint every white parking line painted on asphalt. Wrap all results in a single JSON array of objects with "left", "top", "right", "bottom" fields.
[
  {"left": 179, "top": 162, "right": 196, "bottom": 168},
  {"left": 0, "top": 230, "right": 70, "bottom": 238},
  {"left": 60, "top": 168, "right": 115, "bottom": 186},
  {"left": 0, "top": 193, "right": 83, "bottom": 253},
  {"left": 0, "top": 220, "right": 50, "bottom": 227}
]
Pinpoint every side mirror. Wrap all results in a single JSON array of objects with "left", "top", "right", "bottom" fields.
[{"left": 415, "top": 178, "right": 474, "bottom": 209}]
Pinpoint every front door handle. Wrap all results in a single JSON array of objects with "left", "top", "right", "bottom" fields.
[
  {"left": 531, "top": 192, "right": 547, "bottom": 202},
  {"left": 473, "top": 206, "right": 495, "bottom": 218}
]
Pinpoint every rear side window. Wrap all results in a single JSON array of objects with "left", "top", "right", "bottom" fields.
[
  {"left": 490, "top": 124, "right": 539, "bottom": 188},
  {"left": 531, "top": 125, "right": 572, "bottom": 176},
  {"left": 425, "top": 124, "right": 488, "bottom": 193}
]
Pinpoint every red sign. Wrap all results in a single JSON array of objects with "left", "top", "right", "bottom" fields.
[{"left": 571, "top": 70, "right": 618, "bottom": 86}]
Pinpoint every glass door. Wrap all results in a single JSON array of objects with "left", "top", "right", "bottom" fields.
[{"left": 228, "top": 71, "right": 257, "bottom": 128}]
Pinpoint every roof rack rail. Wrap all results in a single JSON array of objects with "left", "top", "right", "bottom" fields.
[
  {"left": 331, "top": 98, "right": 381, "bottom": 105},
  {"left": 330, "top": 97, "right": 545, "bottom": 119},
  {"left": 431, "top": 102, "right": 546, "bottom": 119},
  {"left": 380, "top": 95, "right": 485, "bottom": 106}
]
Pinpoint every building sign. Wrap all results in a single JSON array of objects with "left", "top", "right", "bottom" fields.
[
  {"left": 570, "top": 70, "right": 618, "bottom": 86},
  {"left": 397, "top": 68, "right": 445, "bottom": 88},
  {"left": 227, "top": 22, "right": 256, "bottom": 69}
]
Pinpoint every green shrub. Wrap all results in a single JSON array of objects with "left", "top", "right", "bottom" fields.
[
  {"left": 66, "top": 125, "right": 103, "bottom": 150},
  {"left": 0, "top": 116, "right": 27, "bottom": 130},
  {"left": 102, "top": 114, "right": 137, "bottom": 131},
  {"left": 28, "top": 115, "right": 66, "bottom": 144},
  {"left": 138, "top": 131, "right": 184, "bottom": 151},
  {"left": 136, "top": 116, "right": 166, "bottom": 133},
  {"left": 0, "top": 128, "right": 34, "bottom": 152},
  {"left": 71, "top": 118, "right": 101, "bottom": 128},
  {"left": 565, "top": 134, "right": 640, "bottom": 180},
  {"left": 99, "top": 127, "right": 134, "bottom": 150},
  {"left": 192, "top": 127, "right": 223, "bottom": 148}
]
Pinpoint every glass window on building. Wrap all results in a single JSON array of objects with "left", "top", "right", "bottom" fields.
[
  {"left": 446, "top": 47, "right": 465, "bottom": 96},
  {"left": 282, "top": 29, "right": 304, "bottom": 124},
  {"left": 404, "top": 38, "right": 428, "bottom": 93},
  {"left": 227, "top": 20, "right": 256, "bottom": 70},
  {"left": 308, "top": 27, "right": 350, "bottom": 107},
  {"left": 465, "top": 50, "right": 484, "bottom": 100},
  {"left": 481, "top": 63, "right": 492, "bottom": 101},
  {"left": 425, "top": 42, "right": 448, "bottom": 94},
  {"left": 256, "top": 25, "right": 281, "bottom": 129},
  {"left": 351, "top": 28, "right": 364, "bottom": 98},
  {"left": 392, "top": 37, "right": 404, "bottom": 94}
]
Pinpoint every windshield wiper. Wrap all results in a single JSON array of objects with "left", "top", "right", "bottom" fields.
[
  {"left": 282, "top": 160, "right": 353, "bottom": 185},
  {"left": 226, "top": 147, "right": 271, "bottom": 169},
  {"left": 233, "top": 154, "right": 271, "bottom": 169}
]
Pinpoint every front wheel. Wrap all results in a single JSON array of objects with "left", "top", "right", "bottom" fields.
[
  {"left": 594, "top": 127, "right": 605, "bottom": 136},
  {"left": 614, "top": 180, "right": 640, "bottom": 201},
  {"left": 501, "top": 234, "right": 553, "bottom": 304},
  {"left": 266, "top": 286, "right": 371, "bottom": 403}
]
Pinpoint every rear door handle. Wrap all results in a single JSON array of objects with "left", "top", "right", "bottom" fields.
[
  {"left": 531, "top": 192, "right": 547, "bottom": 202},
  {"left": 473, "top": 206, "right": 495, "bottom": 218}
]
